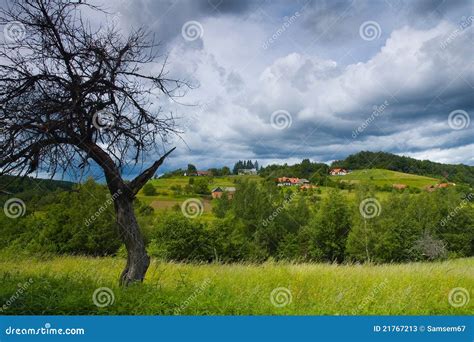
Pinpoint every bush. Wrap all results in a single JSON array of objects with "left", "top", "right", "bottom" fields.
[
  {"left": 150, "top": 213, "right": 214, "bottom": 261},
  {"left": 143, "top": 183, "right": 157, "bottom": 196}
]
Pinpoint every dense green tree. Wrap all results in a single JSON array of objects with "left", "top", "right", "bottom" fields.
[
  {"left": 187, "top": 164, "right": 197, "bottom": 174},
  {"left": 212, "top": 192, "right": 232, "bottom": 218},
  {"left": 150, "top": 213, "right": 213, "bottom": 261},
  {"left": 193, "top": 178, "right": 210, "bottom": 194},
  {"left": 142, "top": 183, "right": 157, "bottom": 196},
  {"left": 221, "top": 166, "right": 231, "bottom": 175},
  {"left": 310, "top": 190, "right": 351, "bottom": 262},
  {"left": 23, "top": 179, "right": 121, "bottom": 256}
]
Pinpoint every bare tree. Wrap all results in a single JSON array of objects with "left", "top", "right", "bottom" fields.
[{"left": 0, "top": 0, "right": 189, "bottom": 285}]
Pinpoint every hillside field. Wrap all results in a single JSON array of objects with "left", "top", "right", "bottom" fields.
[
  {"left": 329, "top": 169, "right": 439, "bottom": 188},
  {"left": 0, "top": 256, "right": 472, "bottom": 315},
  {"left": 136, "top": 169, "right": 441, "bottom": 216},
  {"left": 137, "top": 175, "right": 261, "bottom": 217}
]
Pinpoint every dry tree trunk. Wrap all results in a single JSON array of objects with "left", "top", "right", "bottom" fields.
[{"left": 114, "top": 193, "right": 150, "bottom": 286}]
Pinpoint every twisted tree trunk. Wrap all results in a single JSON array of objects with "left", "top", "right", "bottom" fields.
[
  {"left": 114, "top": 194, "right": 150, "bottom": 286},
  {"left": 101, "top": 147, "right": 175, "bottom": 286}
]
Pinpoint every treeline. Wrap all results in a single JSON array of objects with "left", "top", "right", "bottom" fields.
[
  {"left": 162, "top": 164, "right": 232, "bottom": 178},
  {"left": 259, "top": 159, "right": 330, "bottom": 185},
  {"left": 232, "top": 160, "right": 259, "bottom": 174},
  {"left": 332, "top": 151, "right": 474, "bottom": 186},
  {"left": 0, "top": 175, "right": 74, "bottom": 200},
  {"left": 2, "top": 179, "right": 473, "bottom": 263}
]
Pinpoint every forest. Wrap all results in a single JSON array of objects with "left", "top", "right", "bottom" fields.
[{"left": 2, "top": 176, "right": 473, "bottom": 264}]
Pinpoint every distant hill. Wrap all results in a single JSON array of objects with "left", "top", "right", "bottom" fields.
[
  {"left": 331, "top": 151, "right": 474, "bottom": 186},
  {"left": 0, "top": 175, "right": 75, "bottom": 201}
]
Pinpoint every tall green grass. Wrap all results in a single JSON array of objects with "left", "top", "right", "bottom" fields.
[{"left": 0, "top": 256, "right": 472, "bottom": 315}]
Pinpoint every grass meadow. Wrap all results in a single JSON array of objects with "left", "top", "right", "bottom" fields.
[
  {"left": 0, "top": 255, "right": 472, "bottom": 315},
  {"left": 329, "top": 169, "right": 439, "bottom": 188}
]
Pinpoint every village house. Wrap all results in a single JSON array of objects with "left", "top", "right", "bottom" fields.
[
  {"left": 211, "top": 187, "right": 236, "bottom": 199},
  {"left": 184, "top": 170, "right": 212, "bottom": 176},
  {"left": 238, "top": 168, "right": 258, "bottom": 175},
  {"left": 276, "top": 177, "right": 310, "bottom": 186},
  {"left": 197, "top": 170, "right": 212, "bottom": 176},
  {"left": 329, "top": 168, "right": 348, "bottom": 176}
]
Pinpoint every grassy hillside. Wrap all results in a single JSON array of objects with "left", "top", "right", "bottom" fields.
[
  {"left": 136, "top": 171, "right": 442, "bottom": 218},
  {"left": 0, "top": 256, "right": 472, "bottom": 315},
  {"left": 332, "top": 151, "right": 474, "bottom": 186},
  {"left": 136, "top": 175, "right": 261, "bottom": 216},
  {"left": 330, "top": 169, "right": 439, "bottom": 188}
]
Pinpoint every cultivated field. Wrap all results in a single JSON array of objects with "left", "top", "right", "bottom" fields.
[{"left": 0, "top": 256, "right": 472, "bottom": 315}]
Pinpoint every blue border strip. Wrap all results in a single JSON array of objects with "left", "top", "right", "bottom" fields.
[{"left": 0, "top": 316, "right": 472, "bottom": 342}]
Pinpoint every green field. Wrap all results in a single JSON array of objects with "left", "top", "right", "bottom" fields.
[
  {"left": 330, "top": 169, "right": 439, "bottom": 188},
  {"left": 0, "top": 256, "right": 472, "bottom": 315},
  {"left": 137, "top": 170, "right": 439, "bottom": 217},
  {"left": 136, "top": 175, "right": 261, "bottom": 217}
]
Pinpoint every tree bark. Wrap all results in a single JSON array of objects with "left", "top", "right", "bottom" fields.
[
  {"left": 114, "top": 193, "right": 150, "bottom": 286},
  {"left": 96, "top": 147, "right": 175, "bottom": 286}
]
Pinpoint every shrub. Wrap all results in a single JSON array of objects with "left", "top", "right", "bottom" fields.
[{"left": 143, "top": 183, "right": 157, "bottom": 196}]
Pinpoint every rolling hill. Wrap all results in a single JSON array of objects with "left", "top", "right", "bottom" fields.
[
  {"left": 329, "top": 169, "right": 440, "bottom": 188},
  {"left": 332, "top": 151, "right": 474, "bottom": 186}
]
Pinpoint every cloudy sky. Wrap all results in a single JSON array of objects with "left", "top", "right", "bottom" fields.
[{"left": 20, "top": 0, "right": 474, "bottom": 175}]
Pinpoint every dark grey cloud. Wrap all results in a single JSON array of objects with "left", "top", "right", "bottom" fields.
[{"left": 3, "top": 0, "right": 472, "bottom": 177}]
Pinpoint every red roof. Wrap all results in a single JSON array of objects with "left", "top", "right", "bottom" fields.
[{"left": 277, "top": 177, "right": 300, "bottom": 184}]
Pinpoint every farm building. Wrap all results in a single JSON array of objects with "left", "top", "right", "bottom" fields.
[
  {"left": 184, "top": 170, "right": 212, "bottom": 176},
  {"left": 276, "top": 177, "right": 310, "bottom": 186},
  {"left": 238, "top": 168, "right": 257, "bottom": 175},
  {"left": 211, "top": 187, "right": 236, "bottom": 199},
  {"left": 329, "top": 168, "right": 348, "bottom": 176}
]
